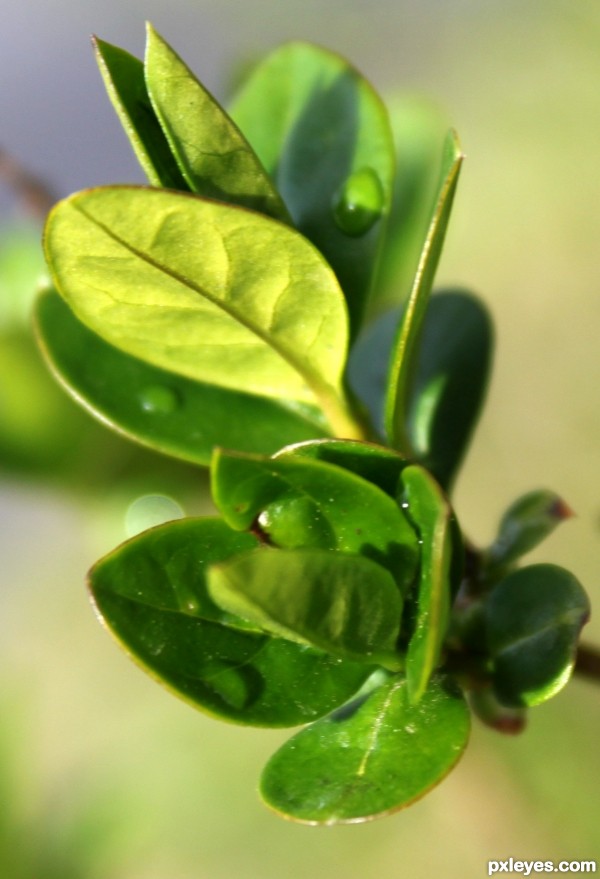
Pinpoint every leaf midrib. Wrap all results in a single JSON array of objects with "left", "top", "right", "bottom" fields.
[{"left": 72, "top": 199, "right": 337, "bottom": 407}]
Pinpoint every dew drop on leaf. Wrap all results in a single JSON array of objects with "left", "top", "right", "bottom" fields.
[
  {"left": 331, "top": 167, "right": 384, "bottom": 237},
  {"left": 124, "top": 494, "right": 184, "bottom": 538},
  {"left": 139, "top": 384, "right": 180, "bottom": 414}
]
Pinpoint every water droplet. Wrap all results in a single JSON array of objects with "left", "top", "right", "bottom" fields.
[
  {"left": 124, "top": 494, "right": 185, "bottom": 538},
  {"left": 139, "top": 384, "right": 180, "bottom": 415},
  {"left": 257, "top": 510, "right": 272, "bottom": 529},
  {"left": 332, "top": 167, "right": 384, "bottom": 237},
  {"left": 401, "top": 501, "right": 410, "bottom": 510}
]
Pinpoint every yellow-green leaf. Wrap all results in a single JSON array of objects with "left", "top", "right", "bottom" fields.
[{"left": 44, "top": 186, "right": 360, "bottom": 437}]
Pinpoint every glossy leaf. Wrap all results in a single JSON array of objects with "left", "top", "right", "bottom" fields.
[
  {"left": 35, "top": 288, "right": 328, "bottom": 465},
  {"left": 406, "top": 290, "right": 493, "bottom": 491},
  {"left": 349, "top": 289, "right": 491, "bottom": 491},
  {"left": 485, "top": 564, "right": 590, "bottom": 707},
  {"left": 230, "top": 42, "right": 395, "bottom": 336},
  {"left": 373, "top": 95, "right": 450, "bottom": 311},
  {"left": 93, "top": 37, "right": 188, "bottom": 190},
  {"left": 384, "top": 131, "right": 463, "bottom": 453},
  {"left": 260, "top": 674, "right": 470, "bottom": 824},
  {"left": 44, "top": 186, "right": 361, "bottom": 438},
  {"left": 274, "top": 438, "right": 408, "bottom": 498},
  {"left": 485, "top": 489, "right": 574, "bottom": 572},
  {"left": 399, "top": 465, "right": 453, "bottom": 702},
  {"left": 209, "top": 547, "right": 403, "bottom": 668},
  {"left": 144, "top": 25, "right": 288, "bottom": 220},
  {"left": 89, "top": 518, "right": 372, "bottom": 726},
  {"left": 211, "top": 448, "right": 418, "bottom": 592}
]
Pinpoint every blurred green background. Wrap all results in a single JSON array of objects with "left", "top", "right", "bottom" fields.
[{"left": 1, "top": 1, "right": 599, "bottom": 877}]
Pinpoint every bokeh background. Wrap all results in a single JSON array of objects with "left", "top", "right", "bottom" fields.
[{"left": 1, "top": 1, "right": 599, "bottom": 877}]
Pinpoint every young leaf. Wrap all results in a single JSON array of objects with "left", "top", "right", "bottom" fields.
[
  {"left": 485, "top": 564, "right": 590, "bottom": 707},
  {"left": 260, "top": 674, "right": 470, "bottom": 824},
  {"left": 35, "top": 288, "right": 328, "bottom": 465},
  {"left": 211, "top": 448, "right": 419, "bottom": 592},
  {"left": 208, "top": 547, "right": 403, "bottom": 668},
  {"left": 93, "top": 37, "right": 188, "bottom": 190},
  {"left": 399, "top": 465, "right": 454, "bottom": 703},
  {"left": 384, "top": 131, "right": 463, "bottom": 453},
  {"left": 44, "top": 186, "right": 361, "bottom": 438},
  {"left": 144, "top": 24, "right": 289, "bottom": 221},
  {"left": 485, "top": 489, "right": 574, "bottom": 573},
  {"left": 274, "top": 438, "right": 408, "bottom": 498},
  {"left": 407, "top": 290, "right": 493, "bottom": 491},
  {"left": 229, "top": 42, "right": 395, "bottom": 336},
  {"left": 89, "top": 518, "right": 372, "bottom": 726}
]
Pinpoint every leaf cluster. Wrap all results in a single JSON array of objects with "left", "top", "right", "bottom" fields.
[{"left": 37, "top": 25, "right": 590, "bottom": 824}]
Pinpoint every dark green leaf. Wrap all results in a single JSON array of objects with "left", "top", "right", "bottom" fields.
[
  {"left": 347, "top": 304, "right": 401, "bottom": 438},
  {"left": 34, "top": 288, "right": 328, "bottom": 465},
  {"left": 44, "top": 186, "right": 361, "bottom": 438},
  {"left": 230, "top": 42, "right": 395, "bottom": 336},
  {"left": 485, "top": 564, "right": 590, "bottom": 707},
  {"left": 349, "top": 290, "right": 492, "bottom": 491},
  {"left": 211, "top": 449, "right": 418, "bottom": 592},
  {"left": 209, "top": 547, "right": 403, "bottom": 668},
  {"left": 93, "top": 37, "right": 188, "bottom": 190},
  {"left": 144, "top": 25, "right": 289, "bottom": 220},
  {"left": 89, "top": 518, "right": 372, "bottom": 726},
  {"left": 384, "top": 131, "right": 463, "bottom": 453},
  {"left": 406, "top": 290, "right": 493, "bottom": 491},
  {"left": 399, "top": 465, "right": 453, "bottom": 702},
  {"left": 485, "top": 490, "right": 574, "bottom": 572},
  {"left": 260, "top": 674, "right": 470, "bottom": 824},
  {"left": 274, "top": 438, "right": 408, "bottom": 498}
]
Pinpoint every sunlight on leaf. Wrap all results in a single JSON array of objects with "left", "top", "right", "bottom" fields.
[
  {"left": 44, "top": 186, "right": 360, "bottom": 437},
  {"left": 144, "top": 24, "right": 289, "bottom": 220}
]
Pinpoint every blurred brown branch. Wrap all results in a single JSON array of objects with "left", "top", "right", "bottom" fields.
[{"left": 0, "top": 147, "right": 56, "bottom": 219}]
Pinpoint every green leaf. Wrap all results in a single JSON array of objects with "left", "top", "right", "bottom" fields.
[
  {"left": 485, "top": 564, "right": 590, "bottom": 707},
  {"left": 260, "top": 674, "right": 470, "bottom": 824},
  {"left": 274, "top": 438, "right": 408, "bottom": 498},
  {"left": 406, "top": 290, "right": 494, "bottom": 491},
  {"left": 211, "top": 448, "right": 418, "bottom": 593},
  {"left": 93, "top": 36, "right": 188, "bottom": 190},
  {"left": 209, "top": 548, "right": 403, "bottom": 668},
  {"left": 89, "top": 518, "right": 372, "bottom": 726},
  {"left": 384, "top": 131, "right": 463, "bottom": 452},
  {"left": 144, "top": 24, "right": 288, "bottom": 221},
  {"left": 485, "top": 490, "right": 574, "bottom": 573},
  {"left": 230, "top": 42, "right": 395, "bottom": 336},
  {"left": 44, "top": 186, "right": 361, "bottom": 438},
  {"left": 349, "top": 290, "right": 491, "bottom": 490},
  {"left": 34, "top": 288, "right": 328, "bottom": 465},
  {"left": 399, "top": 465, "right": 453, "bottom": 703},
  {"left": 372, "top": 95, "right": 450, "bottom": 311}
]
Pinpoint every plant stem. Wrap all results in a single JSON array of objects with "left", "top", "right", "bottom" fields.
[
  {"left": 0, "top": 147, "right": 56, "bottom": 218},
  {"left": 574, "top": 643, "right": 600, "bottom": 684}
]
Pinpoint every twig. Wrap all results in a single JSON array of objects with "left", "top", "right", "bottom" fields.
[
  {"left": 0, "top": 147, "right": 56, "bottom": 219},
  {"left": 574, "top": 643, "right": 600, "bottom": 684}
]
